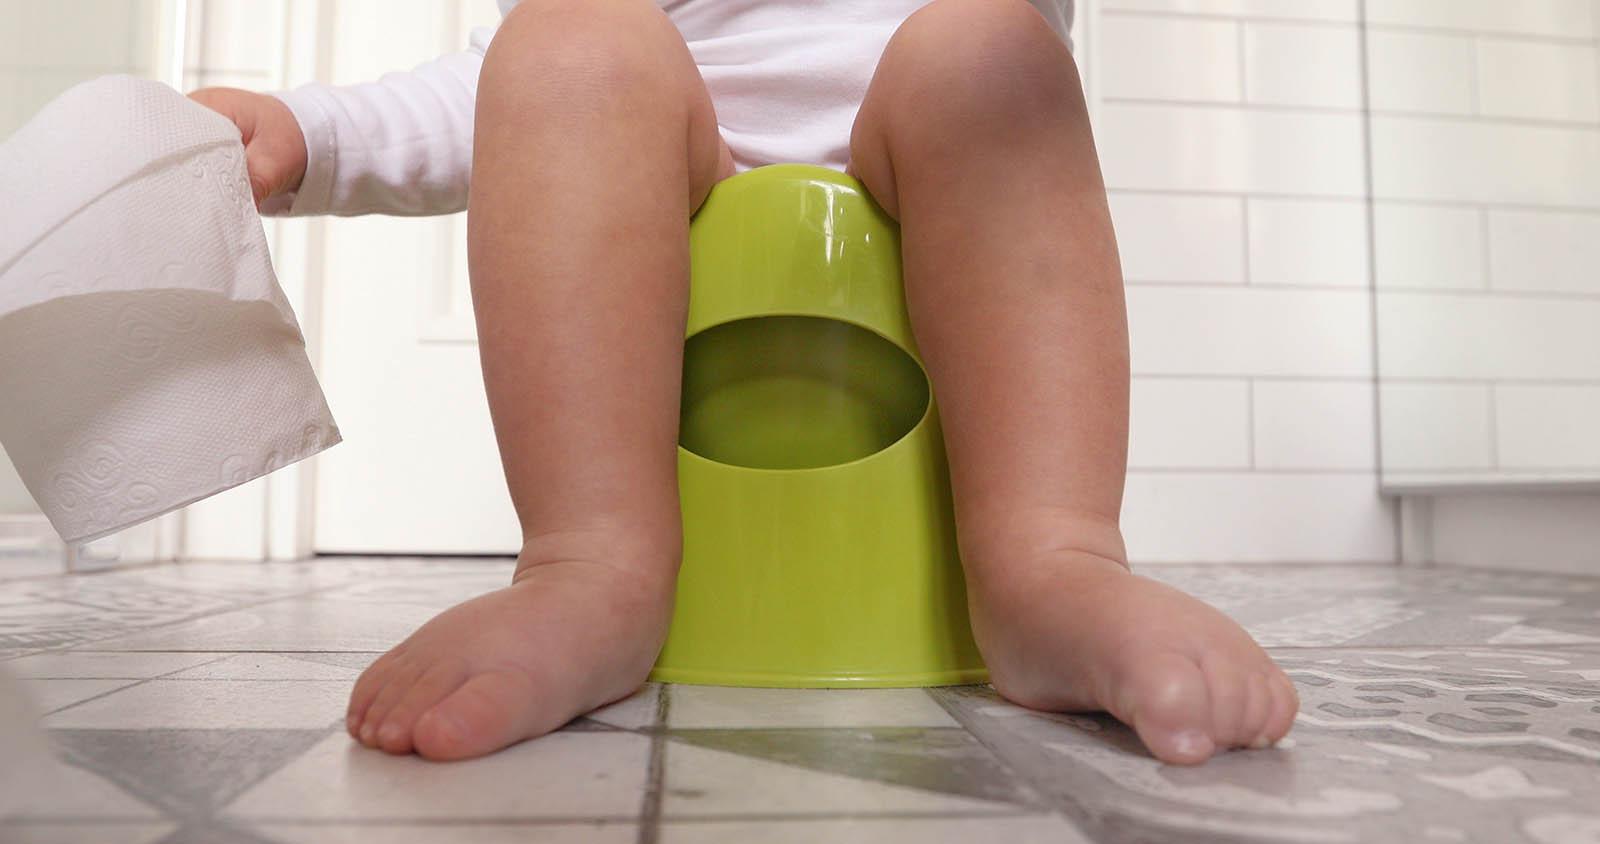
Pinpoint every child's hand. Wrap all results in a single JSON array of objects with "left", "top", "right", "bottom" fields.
[{"left": 187, "top": 87, "right": 307, "bottom": 208}]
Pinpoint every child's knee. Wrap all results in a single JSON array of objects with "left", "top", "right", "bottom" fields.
[
  {"left": 481, "top": 0, "right": 696, "bottom": 110},
  {"left": 880, "top": 0, "right": 1081, "bottom": 126}
]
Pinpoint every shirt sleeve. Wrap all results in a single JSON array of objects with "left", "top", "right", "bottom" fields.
[{"left": 259, "top": 23, "right": 497, "bottom": 218}]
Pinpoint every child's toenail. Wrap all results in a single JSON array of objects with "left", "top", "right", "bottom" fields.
[
  {"left": 378, "top": 723, "right": 402, "bottom": 745},
  {"left": 1171, "top": 729, "right": 1212, "bottom": 758},
  {"left": 359, "top": 722, "right": 376, "bottom": 744},
  {"left": 419, "top": 709, "right": 464, "bottom": 745},
  {"left": 1249, "top": 734, "right": 1271, "bottom": 750}
]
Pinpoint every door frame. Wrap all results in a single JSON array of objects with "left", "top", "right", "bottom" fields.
[{"left": 165, "top": 0, "right": 332, "bottom": 563}]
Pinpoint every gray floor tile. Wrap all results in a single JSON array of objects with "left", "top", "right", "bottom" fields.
[
  {"left": 1145, "top": 564, "right": 1600, "bottom": 648},
  {"left": 83, "top": 600, "right": 439, "bottom": 653},
  {"left": 23, "top": 678, "right": 140, "bottom": 713},
  {"left": 0, "top": 822, "right": 176, "bottom": 844},
  {"left": 666, "top": 726, "right": 1039, "bottom": 809},
  {"left": 584, "top": 683, "right": 661, "bottom": 730},
  {"left": 667, "top": 686, "right": 958, "bottom": 729},
  {"left": 165, "top": 654, "right": 363, "bottom": 681},
  {"left": 5, "top": 652, "right": 224, "bottom": 679},
  {"left": 247, "top": 822, "right": 637, "bottom": 843},
  {"left": 1, "top": 557, "right": 1598, "bottom": 842},
  {"left": 5, "top": 752, "right": 163, "bottom": 821},
  {"left": 659, "top": 814, "right": 1091, "bottom": 843},
  {"left": 223, "top": 732, "right": 650, "bottom": 822},
  {"left": 1274, "top": 646, "right": 1600, "bottom": 763},
  {"left": 52, "top": 729, "right": 332, "bottom": 818},
  {"left": 44, "top": 681, "right": 349, "bottom": 730},
  {"left": 935, "top": 643, "right": 1600, "bottom": 844},
  {"left": 660, "top": 734, "right": 1022, "bottom": 818}
]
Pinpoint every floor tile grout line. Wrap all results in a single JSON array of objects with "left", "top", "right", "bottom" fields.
[
  {"left": 635, "top": 684, "right": 671, "bottom": 844},
  {"left": 922, "top": 688, "right": 1060, "bottom": 816},
  {"left": 0, "top": 580, "right": 396, "bottom": 663},
  {"left": 50, "top": 649, "right": 388, "bottom": 654},
  {"left": 1265, "top": 642, "right": 1600, "bottom": 651},
  {"left": 640, "top": 724, "right": 982, "bottom": 735},
  {"left": 35, "top": 653, "right": 239, "bottom": 718},
  {"left": 35, "top": 653, "right": 246, "bottom": 828},
  {"left": 223, "top": 808, "right": 1038, "bottom": 827},
  {"left": 2, "top": 815, "right": 178, "bottom": 826}
]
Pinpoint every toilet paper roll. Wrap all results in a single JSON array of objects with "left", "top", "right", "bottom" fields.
[{"left": 0, "top": 75, "right": 341, "bottom": 545}]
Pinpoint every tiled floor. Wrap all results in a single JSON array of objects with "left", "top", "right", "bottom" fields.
[{"left": 2, "top": 556, "right": 1599, "bottom": 843}]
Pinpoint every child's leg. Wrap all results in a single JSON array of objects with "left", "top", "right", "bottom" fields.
[
  {"left": 847, "top": 0, "right": 1298, "bottom": 765},
  {"left": 345, "top": 0, "right": 732, "bottom": 760}
]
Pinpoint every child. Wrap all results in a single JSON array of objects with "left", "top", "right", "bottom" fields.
[{"left": 190, "top": 0, "right": 1297, "bottom": 766}]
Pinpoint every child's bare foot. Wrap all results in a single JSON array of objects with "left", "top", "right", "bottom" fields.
[
  {"left": 967, "top": 549, "right": 1299, "bottom": 765},
  {"left": 345, "top": 555, "right": 672, "bottom": 760}
]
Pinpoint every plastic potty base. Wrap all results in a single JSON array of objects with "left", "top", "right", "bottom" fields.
[
  {"left": 647, "top": 665, "right": 991, "bottom": 689},
  {"left": 655, "top": 163, "right": 987, "bottom": 689}
]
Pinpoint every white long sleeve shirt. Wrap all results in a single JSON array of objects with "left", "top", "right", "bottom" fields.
[{"left": 265, "top": 0, "right": 1074, "bottom": 218}]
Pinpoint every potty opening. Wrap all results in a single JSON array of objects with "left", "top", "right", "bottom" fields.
[{"left": 679, "top": 316, "right": 929, "bottom": 470}]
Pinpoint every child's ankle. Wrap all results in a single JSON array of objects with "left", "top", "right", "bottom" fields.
[
  {"left": 958, "top": 505, "right": 1128, "bottom": 576},
  {"left": 513, "top": 523, "right": 681, "bottom": 589}
]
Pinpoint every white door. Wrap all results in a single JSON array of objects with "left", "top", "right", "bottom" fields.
[{"left": 312, "top": 0, "right": 520, "bottom": 554}]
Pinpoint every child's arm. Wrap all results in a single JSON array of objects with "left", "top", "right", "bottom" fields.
[{"left": 190, "top": 23, "right": 496, "bottom": 218}]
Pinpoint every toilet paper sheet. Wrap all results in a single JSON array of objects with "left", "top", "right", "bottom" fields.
[{"left": 0, "top": 75, "right": 341, "bottom": 544}]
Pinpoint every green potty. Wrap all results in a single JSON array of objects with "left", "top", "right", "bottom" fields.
[{"left": 651, "top": 163, "right": 987, "bottom": 688}]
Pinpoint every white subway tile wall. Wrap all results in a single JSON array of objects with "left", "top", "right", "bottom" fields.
[
  {"left": 1245, "top": 198, "right": 1370, "bottom": 287},
  {"left": 1097, "top": 104, "right": 1367, "bottom": 195},
  {"left": 1371, "top": 203, "right": 1486, "bottom": 290},
  {"left": 1120, "top": 472, "right": 1394, "bottom": 563},
  {"left": 1364, "top": 30, "right": 1475, "bottom": 115},
  {"left": 1363, "top": 0, "right": 1600, "bottom": 488},
  {"left": 1128, "top": 379, "right": 1252, "bottom": 468},
  {"left": 1098, "top": 15, "right": 1241, "bottom": 102},
  {"left": 1106, "top": 193, "right": 1245, "bottom": 283},
  {"left": 1474, "top": 39, "right": 1600, "bottom": 123},
  {"left": 1251, "top": 380, "right": 1377, "bottom": 470},
  {"left": 1376, "top": 293, "right": 1600, "bottom": 381},
  {"left": 1430, "top": 493, "right": 1600, "bottom": 574},
  {"left": 1494, "top": 385, "right": 1600, "bottom": 469},
  {"left": 1377, "top": 384, "right": 1495, "bottom": 472},
  {"left": 1487, "top": 209, "right": 1600, "bottom": 294},
  {"left": 1097, "top": 3, "right": 1393, "bottom": 562},
  {"left": 1126, "top": 287, "right": 1374, "bottom": 377},
  {"left": 1364, "top": 0, "right": 1595, "bottom": 40},
  {"left": 1241, "top": 21, "right": 1363, "bottom": 109},
  {"left": 1101, "top": 0, "right": 1360, "bottom": 22}
]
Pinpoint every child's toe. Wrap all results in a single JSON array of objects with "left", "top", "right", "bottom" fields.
[
  {"left": 374, "top": 664, "right": 470, "bottom": 754},
  {"left": 357, "top": 660, "right": 424, "bottom": 747},
  {"left": 1240, "top": 671, "right": 1276, "bottom": 749},
  {"left": 413, "top": 669, "right": 541, "bottom": 761},
  {"left": 1202, "top": 660, "right": 1255, "bottom": 749},
  {"left": 347, "top": 652, "right": 401, "bottom": 738},
  {"left": 1121, "top": 652, "right": 1216, "bottom": 765},
  {"left": 1263, "top": 669, "right": 1300, "bottom": 745}
]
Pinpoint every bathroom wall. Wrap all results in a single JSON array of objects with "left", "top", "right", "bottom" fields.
[
  {"left": 0, "top": 447, "right": 34, "bottom": 514},
  {"left": 1089, "top": 0, "right": 1397, "bottom": 562},
  {"left": 0, "top": 0, "right": 163, "bottom": 137},
  {"left": 1425, "top": 493, "right": 1600, "bottom": 574},
  {"left": 179, "top": 0, "right": 287, "bottom": 93},
  {"left": 1360, "top": 0, "right": 1600, "bottom": 573},
  {"left": 1366, "top": 0, "right": 1600, "bottom": 488},
  {"left": 10, "top": 0, "right": 1591, "bottom": 566}
]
